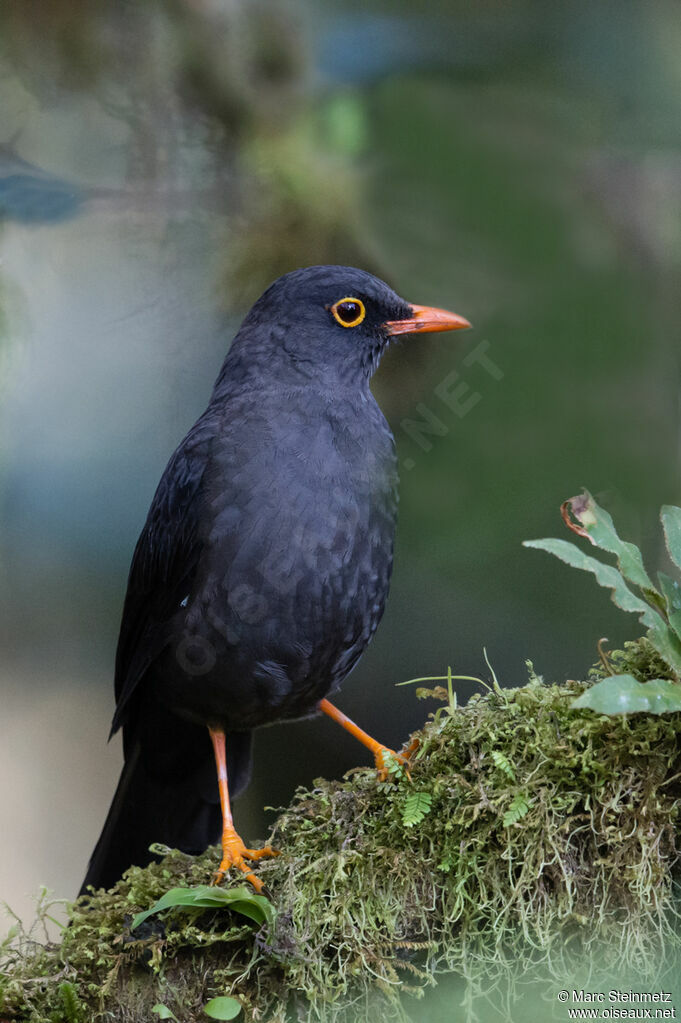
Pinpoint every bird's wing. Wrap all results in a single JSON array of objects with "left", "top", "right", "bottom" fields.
[{"left": 110, "top": 411, "right": 217, "bottom": 735}]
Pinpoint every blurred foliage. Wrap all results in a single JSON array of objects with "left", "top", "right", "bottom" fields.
[
  {"left": 0, "top": 268, "right": 26, "bottom": 391},
  {"left": 361, "top": 71, "right": 680, "bottom": 625},
  {"left": 222, "top": 94, "right": 386, "bottom": 304},
  {"left": 0, "top": 0, "right": 306, "bottom": 127}
]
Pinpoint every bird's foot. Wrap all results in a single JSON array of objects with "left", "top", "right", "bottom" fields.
[
  {"left": 374, "top": 737, "right": 420, "bottom": 782},
  {"left": 211, "top": 829, "right": 280, "bottom": 894}
]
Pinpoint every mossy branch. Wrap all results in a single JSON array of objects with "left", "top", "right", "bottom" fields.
[{"left": 3, "top": 640, "right": 681, "bottom": 1023}]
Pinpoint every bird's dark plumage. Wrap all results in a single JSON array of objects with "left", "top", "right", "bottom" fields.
[{"left": 81, "top": 266, "right": 469, "bottom": 894}]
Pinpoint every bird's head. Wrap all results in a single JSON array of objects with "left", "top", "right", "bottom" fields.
[{"left": 227, "top": 265, "right": 470, "bottom": 385}]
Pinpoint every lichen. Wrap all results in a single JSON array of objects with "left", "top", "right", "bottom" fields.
[{"left": 2, "top": 639, "right": 681, "bottom": 1022}]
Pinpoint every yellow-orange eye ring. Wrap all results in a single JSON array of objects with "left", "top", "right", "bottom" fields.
[{"left": 330, "top": 297, "right": 366, "bottom": 328}]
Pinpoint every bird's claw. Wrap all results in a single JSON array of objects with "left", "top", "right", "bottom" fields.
[
  {"left": 211, "top": 834, "right": 280, "bottom": 894},
  {"left": 374, "top": 737, "right": 420, "bottom": 782}
]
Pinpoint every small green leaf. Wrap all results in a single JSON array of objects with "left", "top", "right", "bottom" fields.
[
  {"left": 378, "top": 749, "right": 405, "bottom": 780},
  {"left": 572, "top": 674, "right": 681, "bottom": 715},
  {"left": 152, "top": 1006, "right": 179, "bottom": 1022},
  {"left": 490, "top": 750, "right": 515, "bottom": 781},
  {"left": 502, "top": 793, "right": 531, "bottom": 828},
  {"left": 402, "top": 791, "right": 433, "bottom": 827},
  {"left": 523, "top": 538, "right": 657, "bottom": 626},
  {"left": 644, "top": 620, "right": 681, "bottom": 677},
  {"left": 132, "top": 885, "right": 275, "bottom": 932},
  {"left": 658, "top": 571, "right": 681, "bottom": 612},
  {"left": 658, "top": 571, "right": 681, "bottom": 639},
  {"left": 203, "top": 995, "right": 242, "bottom": 1019},
  {"left": 1, "top": 923, "right": 19, "bottom": 949},
  {"left": 661, "top": 505, "right": 681, "bottom": 573}
]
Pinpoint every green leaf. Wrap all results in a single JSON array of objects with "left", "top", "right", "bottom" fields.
[
  {"left": 566, "top": 491, "right": 655, "bottom": 590},
  {"left": 203, "top": 996, "right": 242, "bottom": 1020},
  {"left": 661, "top": 505, "right": 681, "bottom": 572},
  {"left": 523, "top": 538, "right": 657, "bottom": 625},
  {"left": 132, "top": 885, "right": 275, "bottom": 932},
  {"left": 152, "top": 1006, "right": 179, "bottom": 1022},
  {"left": 402, "top": 791, "right": 433, "bottom": 827},
  {"left": 378, "top": 749, "right": 405, "bottom": 780},
  {"left": 502, "top": 793, "right": 531, "bottom": 828},
  {"left": 572, "top": 674, "right": 681, "bottom": 715},
  {"left": 658, "top": 571, "right": 681, "bottom": 641},
  {"left": 490, "top": 750, "right": 515, "bottom": 781},
  {"left": 645, "top": 619, "right": 681, "bottom": 676}
]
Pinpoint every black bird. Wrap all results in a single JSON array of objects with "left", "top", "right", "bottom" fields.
[{"left": 81, "top": 266, "right": 470, "bottom": 894}]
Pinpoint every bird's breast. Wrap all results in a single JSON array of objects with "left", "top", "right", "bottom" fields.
[{"left": 158, "top": 393, "right": 398, "bottom": 729}]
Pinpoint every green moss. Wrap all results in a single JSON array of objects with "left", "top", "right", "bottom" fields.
[
  {"left": 588, "top": 637, "right": 673, "bottom": 683},
  {"left": 3, "top": 640, "right": 681, "bottom": 1022}
]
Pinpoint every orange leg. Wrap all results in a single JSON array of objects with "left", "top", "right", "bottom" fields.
[
  {"left": 318, "top": 699, "right": 418, "bottom": 781},
  {"left": 208, "top": 727, "right": 279, "bottom": 893}
]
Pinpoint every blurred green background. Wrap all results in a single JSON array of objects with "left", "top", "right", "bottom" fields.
[{"left": 0, "top": 0, "right": 679, "bottom": 942}]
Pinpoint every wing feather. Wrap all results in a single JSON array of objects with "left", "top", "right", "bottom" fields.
[{"left": 110, "top": 413, "right": 217, "bottom": 734}]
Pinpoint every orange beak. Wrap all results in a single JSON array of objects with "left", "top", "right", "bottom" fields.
[{"left": 385, "top": 303, "right": 471, "bottom": 336}]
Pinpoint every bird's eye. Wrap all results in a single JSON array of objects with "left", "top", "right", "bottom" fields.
[{"left": 330, "top": 297, "right": 366, "bottom": 328}]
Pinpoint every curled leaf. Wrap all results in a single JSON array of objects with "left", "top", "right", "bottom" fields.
[
  {"left": 564, "top": 491, "right": 654, "bottom": 590},
  {"left": 561, "top": 497, "right": 593, "bottom": 541}
]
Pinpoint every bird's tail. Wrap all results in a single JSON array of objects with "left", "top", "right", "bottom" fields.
[{"left": 79, "top": 706, "right": 252, "bottom": 896}]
